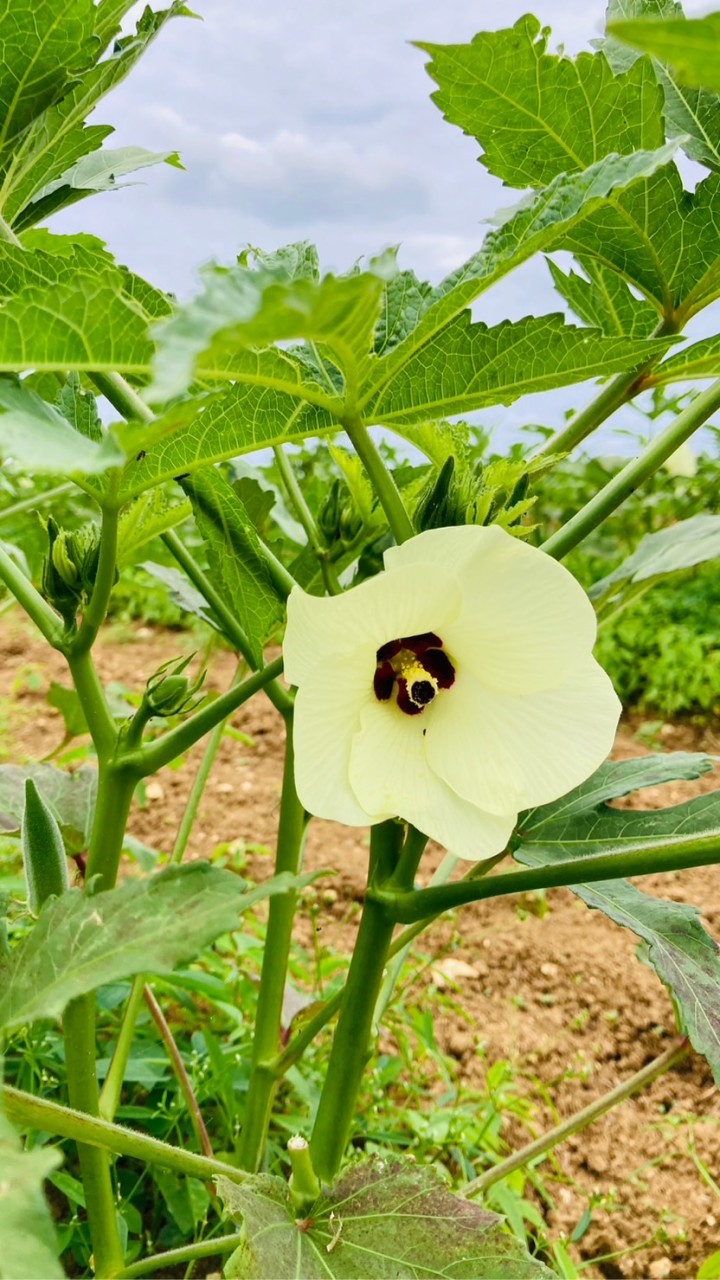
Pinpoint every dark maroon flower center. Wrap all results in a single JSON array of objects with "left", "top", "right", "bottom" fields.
[{"left": 373, "top": 630, "right": 455, "bottom": 716}]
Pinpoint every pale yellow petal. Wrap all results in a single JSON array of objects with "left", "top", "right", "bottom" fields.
[
  {"left": 292, "top": 655, "right": 378, "bottom": 826},
  {"left": 349, "top": 699, "right": 517, "bottom": 859},
  {"left": 283, "top": 560, "right": 462, "bottom": 686},
  {"left": 426, "top": 660, "right": 621, "bottom": 813}
]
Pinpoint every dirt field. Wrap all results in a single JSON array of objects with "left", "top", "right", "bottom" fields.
[{"left": 2, "top": 616, "right": 719, "bottom": 1279}]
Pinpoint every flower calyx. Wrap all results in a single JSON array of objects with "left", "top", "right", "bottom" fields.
[
  {"left": 144, "top": 654, "right": 207, "bottom": 719},
  {"left": 41, "top": 516, "right": 103, "bottom": 628}
]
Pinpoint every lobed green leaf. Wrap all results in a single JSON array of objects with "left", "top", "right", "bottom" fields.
[{"left": 0, "top": 1110, "right": 63, "bottom": 1280}]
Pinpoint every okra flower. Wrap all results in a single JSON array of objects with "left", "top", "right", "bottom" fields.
[{"left": 283, "top": 526, "right": 620, "bottom": 860}]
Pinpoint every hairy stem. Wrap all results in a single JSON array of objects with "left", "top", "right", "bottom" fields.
[
  {"left": 66, "top": 648, "right": 117, "bottom": 759},
  {"left": 3, "top": 1084, "right": 244, "bottom": 1184},
  {"left": 542, "top": 377, "right": 720, "bottom": 560},
  {"left": 237, "top": 718, "right": 308, "bottom": 1171},
  {"left": 309, "top": 823, "right": 398, "bottom": 1184},
  {"left": 117, "top": 1233, "right": 241, "bottom": 1279},
  {"left": 273, "top": 444, "right": 341, "bottom": 594},
  {"left": 343, "top": 414, "right": 415, "bottom": 544},
  {"left": 467, "top": 1037, "right": 690, "bottom": 1196}
]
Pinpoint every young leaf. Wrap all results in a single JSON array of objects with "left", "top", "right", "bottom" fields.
[
  {"left": 589, "top": 514, "right": 720, "bottom": 601},
  {"left": 117, "top": 490, "right": 193, "bottom": 565},
  {"left": 609, "top": 12, "right": 720, "bottom": 94},
  {"left": 419, "top": 17, "right": 663, "bottom": 189},
  {"left": 651, "top": 331, "right": 720, "bottom": 383},
  {"left": 0, "top": 863, "right": 302, "bottom": 1033},
  {"left": 217, "top": 1158, "right": 553, "bottom": 1279},
  {"left": 180, "top": 468, "right": 287, "bottom": 667},
  {"left": 24, "top": 145, "right": 183, "bottom": 226},
  {"left": 0, "top": 1110, "right": 64, "bottom": 1280},
  {"left": 546, "top": 257, "right": 658, "bottom": 337}
]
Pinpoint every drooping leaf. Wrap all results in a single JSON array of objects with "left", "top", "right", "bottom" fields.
[
  {"left": 609, "top": 12, "right": 720, "bottom": 94},
  {"left": 0, "top": 1109, "right": 64, "bottom": 1280},
  {"left": 0, "top": 381, "right": 123, "bottom": 475},
  {"left": 23, "top": 146, "right": 183, "bottom": 226},
  {"left": 140, "top": 561, "right": 219, "bottom": 628},
  {"left": 0, "top": 764, "right": 97, "bottom": 848},
  {"left": 603, "top": 0, "right": 720, "bottom": 172},
  {"left": 0, "top": 863, "right": 302, "bottom": 1033},
  {"left": 46, "top": 683, "right": 89, "bottom": 739},
  {"left": 180, "top": 468, "right": 287, "bottom": 667},
  {"left": 217, "top": 1158, "right": 553, "bottom": 1279},
  {"left": 515, "top": 754, "right": 720, "bottom": 1082},
  {"left": 147, "top": 246, "right": 395, "bottom": 403},
  {"left": 590, "top": 515, "right": 720, "bottom": 601},
  {"left": 363, "top": 313, "right": 673, "bottom": 425},
  {"left": 419, "top": 16, "right": 663, "bottom": 189},
  {"left": 547, "top": 257, "right": 658, "bottom": 337}
]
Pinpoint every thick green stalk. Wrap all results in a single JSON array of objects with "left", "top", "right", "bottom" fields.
[
  {"left": 62, "top": 996, "right": 124, "bottom": 1277},
  {"left": 309, "top": 824, "right": 398, "bottom": 1184},
  {"left": 71, "top": 496, "right": 120, "bottom": 655},
  {"left": 122, "top": 655, "right": 284, "bottom": 776},
  {"left": 0, "top": 481, "right": 74, "bottom": 523},
  {"left": 0, "top": 541, "right": 63, "bottom": 646},
  {"left": 536, "top": 317, "right": 678, "bottom": 459},
  {"left": 273, "top": 444, "right": 341, "bottom": 594},
  {"left": 2, "top": 1084, "right": 244, "bottom": 1184},
  {"left": 66, "top": 648, "right": 117, "bottom": 759},
  {"left": 237, "top": 718, "right": 308, "bottom": 1171},
  {"left": 343, "top": 414, "right": 415, "bottom": 544},
  {"left": 542, "top": 377, "right": 720, "bottom": 560},
  {"left": 84, "top": 762, "right": 137, "bottom": 889},
  {"left": 99, "top": 976, "right": 145, "bottom": 1121},
  {"left": 117, "top": 1233, "right": 241, "bottom": 1279},
  {"left": 467, "top": 1037, "right": 689, "bottom": 1197},
  {"left": 377, "top": 831, "right": 720, "bottom": 924}
]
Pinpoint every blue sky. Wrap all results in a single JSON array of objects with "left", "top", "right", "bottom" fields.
[{"left": 55, "top": 0, "right": 718, "bottom": 453}]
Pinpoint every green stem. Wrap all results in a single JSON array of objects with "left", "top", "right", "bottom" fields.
[
  {"left": 71, "top": 496, "right": 120, "bottom": 656},
  {"left": 536, "top": 317, "right": 678, "bottom": 459},
  {"left": 123, "top": 656, "right": 284, "bottom": 777},
  {"left": 386, "top": 825, "right": 428, "bottom": 892},
  {"left": 98, "top": 975, "right": 145, "bottom": 1121},
  {"left": 0, "top": 540, "right": 63, "bottom": 646},
  {"left": 2, "top": 1084, "right": 245, "bottom": 1184},
  {"left": 117, "top": 1233, "right": 241, "bottom": 1279},
  {"left": 343, "top": 414, "right": 415, "bottom": 544},
  {"left": 377, "top": 832, "right": 720, "bottom": 924},
  {"left": 66, "top": 648, "right": 117, "bottom": 759},
  {"left": 84, "top": 762, "right": 137, "bottom": 890},
  {"left": 170, "top": 663, "right": 243, "bottom": 864},
  {"left": 466, "top": 1037, "right": 690, "bottom": 1196},
  {"left": 375, "top": 850, "right": 455, "bottom": 1025},
  {"left": 62, "top": 997, "right": 125, "bottom": 1277},
  {"left": 0, "top": 481, "right": 74, "bottom": 523},
  {"left": 273, "top": 444, "right": 341, "bottom": 595},
  {"left": 91, "top": 370, "right": 292, "bottom": 716},
  {"left": 309, "top": 824, "right": 397, "bottom": 1184},
  {"left": 237, "top": 717, "right": 308, "bottom": 1171},
  {"left": 542, "top": 377, "right": 720, "bottom": 560}
]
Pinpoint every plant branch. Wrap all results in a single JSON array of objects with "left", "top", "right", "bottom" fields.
[
  {"left": 343, "top": 414, "right": 415, "bottom": 544},
  {"left": 273, "top": 444, "right": 341, "bottom": 594},
  {"left": 542, "top": 377, "right": 720, "bottom": 560},
  {"left": 536, "top": 317, "right": 678, "bottom": 458},
  {"left": 122, "top": 656, "right": 284, "bottom": 776},
  {"left": 0, "top": 541, "right": 63, "bottom": 646},
  {"left": 2, "top": 1084, "right": 245, "bottom": 1184},
  {"left": 377, "top": 832, "right": 720, "bottom": 924},
  {"left": 117, "top": 1233, "right": 241, "bottom": 1279},
  {"left": 143, "top": 982, "right": 214, "bottom": 1158},
  {"left": 66, "top": 648, "right": 117, "bottom": 760},
  {"left": 466, "top": 1037, "right": 690, "bottom": 1196},
  {"left": 0, "top": 481, "right": 74, "bottom": 523}
]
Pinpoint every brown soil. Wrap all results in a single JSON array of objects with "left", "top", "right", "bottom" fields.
[{"left": 2, "top": 616, "right": 719, "bottom": 1279}]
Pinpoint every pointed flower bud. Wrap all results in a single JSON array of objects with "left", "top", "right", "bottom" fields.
[
  {"left": 144, "top": 654, "right": 206, "bottom": 718},
  {"left": 283, "top": 526, "right": 621, "bottom": 861},
  {"left": 21, "top": 778, "right": 69, "bottom": 915}
]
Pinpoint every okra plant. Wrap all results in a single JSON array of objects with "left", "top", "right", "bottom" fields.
[{"left": 1, "top": 1, "right": 720, "bottom": 1276}]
